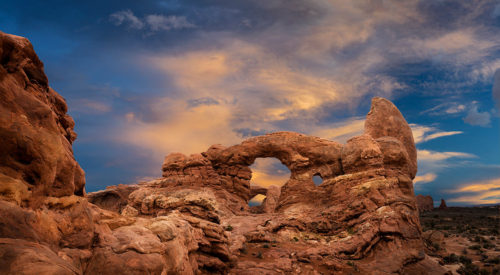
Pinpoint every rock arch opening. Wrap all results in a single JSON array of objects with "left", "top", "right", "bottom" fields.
[
  {"left": 249, "top": 194, "right": 266, "bottom": 206},
  {"left": 248, "top": 158, "right": 290, "bottom": 210},
  {"left": 249, "top": 158, "right": 291, "bottom": 188},
  {"left": 313, "top": 174, "right": 323, "bottom": 186}
]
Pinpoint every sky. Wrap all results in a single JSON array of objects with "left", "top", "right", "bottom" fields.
[{"left": 1, "top": 0, "right": 499, "bottom": 206}]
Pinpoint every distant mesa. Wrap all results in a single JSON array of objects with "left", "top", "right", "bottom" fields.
[
  {"left": 416, "top": 195, "right": 434, "bottom": 212},
  {"left": 0, "top": 30, "right": 448, "bottom": 274}
]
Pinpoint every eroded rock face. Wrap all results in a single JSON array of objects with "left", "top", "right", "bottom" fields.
[
  {"left": 416, "top": 195, "right": 434, "bottom": 212},
  {"left": 96, "top": 97, "right": 436, "bottom": 273},
  {"left": 0, "top": 31, "right": 85, "bottom": 201},
  {"left": 0, "top": 31, "right": 447, "bottom": 275}
]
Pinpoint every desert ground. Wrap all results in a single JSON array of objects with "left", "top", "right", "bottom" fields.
[{"left": 419, "top": 206, "right": 500, "bottom": 275}]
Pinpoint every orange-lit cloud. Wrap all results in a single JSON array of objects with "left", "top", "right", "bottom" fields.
[
  {"left": 414, "top": 173, "right": 437, "bottom": 185},
  {"left": 447, "top": 178, "right": 500, "bottom": 205},
  {"left": 250, "top": 158, "right": 290, "bottom": 188},
  {"left": 450, "top": 178, "right": 500, "bottom": 193},
  {"left": 249, "top": 194, "right": 266, "bottom": 204},
  {"left": 111, "top": 0, "right": 497, "bottom": 191},
  {"left": 120, "top": 101, "right": 241, "bottom": 158},
  {"left": 311, "top": 118, "right": 365, "bottom": 143}
]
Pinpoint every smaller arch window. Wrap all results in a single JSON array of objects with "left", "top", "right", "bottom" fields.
[
  {"left": 249, "top": 194, "right": 266, "bottom": 206},
  {"left": 313, "top": 174, "right": 323, "bottom": 186}
]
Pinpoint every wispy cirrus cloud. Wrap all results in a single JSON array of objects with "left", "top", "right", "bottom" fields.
[
  {"left": 420, "top": 102, "right": 467, "bottom": 116},
  {"left": 410, "top": 124, "right": 463, "bottom": 144},
  {"left": 447, "top": 177, "right": 500, "bottom": 205},
  {"left": 417, "top": 150, "right": 476, "bottom": 161},
  {"left": 109, "top": 9, "right": 144, "bottom": 29}
]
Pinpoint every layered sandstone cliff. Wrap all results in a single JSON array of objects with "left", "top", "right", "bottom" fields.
[{"left": 0, "top": 31, "right": 447, "bottom": 274}]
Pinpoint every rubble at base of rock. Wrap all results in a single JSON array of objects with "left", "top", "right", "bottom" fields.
[{"left": 0, "top": 30, "right": 448, "bottom": 274}]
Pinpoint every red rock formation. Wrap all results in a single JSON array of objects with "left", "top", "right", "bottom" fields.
[
  {"left": 416, "top": 195, "right": 434, "bottom": 212},
  {"left": 439, "top": 198, "right": 448, "bottom": 209},
  {"left": 0, "top": 31, "right": 85, "bottom": 201},
  {"left": 96, "top": 97, "right": 445, "bottom": 273},
  {"left": 0, "top": 31, "right": 448, "bottom": 274}
]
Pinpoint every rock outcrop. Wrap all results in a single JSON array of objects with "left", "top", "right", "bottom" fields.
[
  {"left": 95, "top": 96, "right": 444, "bottom": 273},
  {"left": 416, "top": 195, "right": 434, "bottom": 212},
  {"left": 439, "top": 199, "right": 448, "bottom": 209},
  {"left": 0, "top": 31, "right": 447, "bottom": 274},
  {"left": 0, "top": 31, "right": 85, "bottom": 201}
]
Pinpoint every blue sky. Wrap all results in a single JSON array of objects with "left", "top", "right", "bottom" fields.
[{"left": 1, "top": 0, "right": 499, "bottom": 206}]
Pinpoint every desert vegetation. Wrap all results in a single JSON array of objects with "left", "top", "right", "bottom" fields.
[{"left": 420, "top": 206, "right": 500, "bottom": 275}]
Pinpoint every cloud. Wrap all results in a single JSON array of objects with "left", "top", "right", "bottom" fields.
[
  {"left": 414, "top": 173, "right": 437, "bottom": 185},
  {"left": 463, "top": 105, "right": 491, "bottom": 127},
  {"left": 249, "top": 158, "right": 290, "bottom": 188},
  {"left": 187, "top": 97, "right": 219, "bottom": 108},
  {"left": 415, "top": 149, "right": 478, "bottom": 195},
  {"left": 410, "top": 124, "right": 463, "bottom": 144},
  {"left": 233, "top": 128, "right": 269, "bottom": 138},
  {"left": 100, "top": 1, "right": 499, "bottom": 192},
  {"left": 311, "top": 118, "right": 365, "bottom": 143},
  {"left": 71, "top": 99, "right": 112, "bottom": 114},
  {"left": 109, "top": 10, "right": 194, "bottom": 32},
  {"left": 493, "top": 69, "right": 500, "bottom": 110},
  {"left": 145, "top": 14, "right": 195, "bottom": 31},
  {"left": 404, "top": 28, "right": 496, "bottom": 64},
  {"left": 420, "top": 102, "right": 466, "bottom": 116},
  {"left": 120, "top": 100, "right": 241, "bottom": 158},
  {"left": 416, "top": 149, "right": 475, "bottom": 188},
  {"left": 417, "top": 150, "right": 476, "bottom": 161},
  {"left": 249, "top": 194, "right": 266, "bottom": 204},
  {"left": 494, "top": 4, "right": 500, "bottom": 18},
  {"left": 447, "top": 177, "right": 500, "bottom": 205},
  {"left": 109, "top": 9, "right": 145, "bottom": 30}
]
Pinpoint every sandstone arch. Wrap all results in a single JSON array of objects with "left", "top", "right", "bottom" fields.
[
  {"left": 161, "top": 97, "right": 417, "bottom": 215},
  {"left": 158, "top": 97, "right": 422, "bottom": 270}
]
